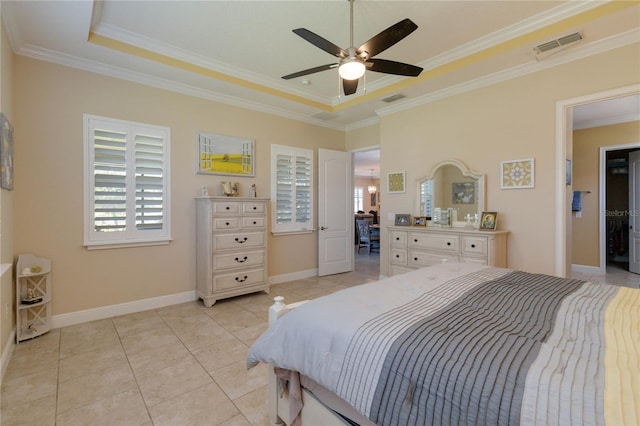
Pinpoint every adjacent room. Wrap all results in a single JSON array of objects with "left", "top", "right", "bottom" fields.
[{"left": 1, "top": 1, "right": 638, "bottom": 425}]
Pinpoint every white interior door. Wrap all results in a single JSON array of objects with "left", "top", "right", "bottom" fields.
[
  {"left": 629, "top": 150, "right": 640, "bottom": 274},
  {"left": 318, "top": 149, "right": 353, "bottom": 276}
]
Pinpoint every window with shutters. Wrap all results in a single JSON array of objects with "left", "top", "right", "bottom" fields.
[
  {"left": 354, "top": 187, "right": 363, "bottom": 213},
  {"left": 271, "top": 145, "right": 313, "bottom": 235},
  {"left": 83, "top": 114, "right": 171, "bottom": 249}
]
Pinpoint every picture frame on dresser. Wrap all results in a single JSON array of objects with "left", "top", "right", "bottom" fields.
[
  {"left": 394, "top": 214, "right": 411, "bottom": 226},
  {"left": 413, "top": 216, "right": 427, "bottom": 226},
  {"left": 479, "top": 211, "right": 498, "bottom": 231}
]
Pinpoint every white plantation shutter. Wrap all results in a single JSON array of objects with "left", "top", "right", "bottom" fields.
[
  {"left": 271, "top": 145, "right": 313, "bottom": 234},
  {"left": 84, "top": 115, "right": 171, "bottom": 249}
]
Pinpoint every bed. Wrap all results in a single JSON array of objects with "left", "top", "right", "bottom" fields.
[{"left": 247, "top": 263, "right": 639, "bottom": 425}]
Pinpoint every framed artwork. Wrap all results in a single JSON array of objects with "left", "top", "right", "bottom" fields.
[
  {"left": 370, "top": 192, "right": 376, "bottom": 206},
  {"left": 197, "top": 132, "right": 254, "bottom": 176},
  {"left": 500, "top": 158, "right": 534, "bottom": 189},
  {"left": 413, "top": 216, "right": 427, "bottom": 226},
  {"left": 387, "top": 171, "right": 406, "bottom": 193},
  {"left": 566, "top": 159, "right": 572, "bottom": 185},
  {"left": 452, "top": 182, "right": 475, "bottom": 204},
  {"left": 479, "top": 211, "right": 498, "bottom": 231},
  {"left": 0, "top": 113, "right": 14, "bottom": 191},
  {"left": 394, "top": 214, "right": 411, "bottom": 226}
]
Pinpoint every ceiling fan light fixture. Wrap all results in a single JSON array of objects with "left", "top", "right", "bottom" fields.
[{"left": 338, "top": 58, "right": 365, "bottom": 80}]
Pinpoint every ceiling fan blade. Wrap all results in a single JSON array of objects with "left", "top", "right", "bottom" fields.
[
  {"left": 292, "top": 28, "right": 347, "bottom": 58},
  {"left": 282, "top": 63, "right": 338, "bottom": 80},
  {"left": 367, "top": 58, "right": 423, "bottom": 77},
  {"left": 343, "top": 79, "right": 358, "bottom": 96},
  {"left": 357, "top": 18, "right": 418, "bottom": 58}
]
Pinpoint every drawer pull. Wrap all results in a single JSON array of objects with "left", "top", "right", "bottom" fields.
[
  {"left": 414, "top": 239, "right": 418, "bottom": 242},
  {"left": 253, "top": 221, "right": 257, "bottom": 225},
  {"left": 471, "top": 244, "right": 476, "bottom": 248},
  {"left": 225, "top": 222, "right": 230, "bottom": 226},
  {"left": 253, "top": 206, "right": 257, "bottom": 210},
  {"left": 235, "top": 237, "right": 248, "bottom": 244},
  {"left": 235, "top": 256, "right": 248, "bottom": 263},
  {"left": 225, "top": 206, "right": 230, "bottom": 210},
  {"left": 396, "top": 254, "right": 400, "bottom": 258},
  {"left": 446, "top": 242, "right": 451, "bottom": 246},
  {"left": 235, "top": 275, "right": 248, "bottom": 283},
  {"left": 414, "top": 257, "right": 418, "bottom": 261},
  {"left": 396, "top": 237, "right": 400, "bottom": 241}
]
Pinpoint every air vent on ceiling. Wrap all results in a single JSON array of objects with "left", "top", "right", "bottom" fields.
[
  {"left": 312, "top": 111, "right": 339, "bottom": 121},
  {"left": 534, "top": 32, "right": 583, "bottom": 59},
  {"left": 381, "top": 93, "right": 406, "bottom": 103}
]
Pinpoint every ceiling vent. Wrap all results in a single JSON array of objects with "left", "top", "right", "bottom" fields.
[
  {"left": 534, "top": 32, "right": 583, "bottom": 59},
  {"left": 381, "top": 93, "right": 406, "bottom": 103}
]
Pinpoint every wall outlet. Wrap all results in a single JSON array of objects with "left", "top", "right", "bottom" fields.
[
  {"left": 576, "top": 211, "right": 582, "bottom": 218},
  {"left": 5, "top": 302, "right": 9, "bottom": 319}
]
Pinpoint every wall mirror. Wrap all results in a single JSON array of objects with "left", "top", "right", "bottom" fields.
[{"left": 417, "top": 159, "right": 485, "bottom": 226}]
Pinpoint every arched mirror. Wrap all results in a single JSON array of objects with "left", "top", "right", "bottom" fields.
[{"left": 417, "top": 159, "right": 485, "bottom": 226}]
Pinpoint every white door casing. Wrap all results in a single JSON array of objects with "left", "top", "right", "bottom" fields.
[
  {"left": 629, "top": 150, "right": 640, "bottom": 274},
  {"left": 318, "top": 149, "right": 353, "bottom": 276}
]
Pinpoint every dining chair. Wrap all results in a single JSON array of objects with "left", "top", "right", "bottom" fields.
[{"left": 356, "top": 219, "right": 380, "bottom": 255}]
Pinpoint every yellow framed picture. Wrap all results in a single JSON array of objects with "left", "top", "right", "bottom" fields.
[
  {"left": 387, "top": 171, "right": 406, "bottom": 193},
  {"left": 197, "top": 132, "right": 254, "bottom": 176}
]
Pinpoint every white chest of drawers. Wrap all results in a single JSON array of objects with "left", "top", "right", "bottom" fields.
[
  {"left": 196, "top": 197, "right": 269, "bottom": 307},
  {"left": 388, "top": 226, "right": 508, "bottom": 276}
]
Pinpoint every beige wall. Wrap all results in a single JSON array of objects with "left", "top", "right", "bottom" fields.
[
  {"left": 3, "top": 33, "right": 639, "bottom": 351},
  {"left": 1, "top": 12, "right": 15, "bottom": 373},
  {"left": 378, "top": 43, "right": 640, "bottom": 276},
  {"left": 572, "top": 121, "right": 640, "bottom": 267},
  {"left": 12, "top": 56, "right": 344, "bottom": 317}
]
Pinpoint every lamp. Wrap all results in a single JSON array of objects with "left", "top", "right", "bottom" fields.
[
  {"left": 339, "top": 57, "right": 365, "bottom": 80},
  {"left": 367, "top": 169, "right": 377, "bottom": 194}
]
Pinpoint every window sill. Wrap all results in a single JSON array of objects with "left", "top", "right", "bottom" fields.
[{"left": 84, "top": 238, "right": 172, "bottom": 250}]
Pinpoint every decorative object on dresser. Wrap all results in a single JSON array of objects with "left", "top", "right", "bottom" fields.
[
  {"left": 196, "top": 197, "right": 269, "bottom": 307},
  {"left": 479, "top": 211, "right": 498, "bottom": 231},
  {"left": 388, "top": 226, "right": 508, "bottom": 276},
  {"left": 15, "top": 254, "right": 52, "bottom": 342},
  {"left": 394, "top": 214, "right": 411, "bottom": 226},
  {"left": 197, "top": 132, "right": 254, "bottom": 176},
  {"left": 500, "top": 158, "right": 535, "bottom": 189},
  {"left": 221, "top": 181, "right": 240, "bottom": 197}
]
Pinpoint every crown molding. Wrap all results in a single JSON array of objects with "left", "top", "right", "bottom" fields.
[
  {"left": 16, "top": 44, "right": 346, "bottom": 131},
  {"left": 376, "top": 29, "right": 640, "bottom": 119}
]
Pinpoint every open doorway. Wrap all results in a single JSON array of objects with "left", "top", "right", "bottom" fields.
[
  {"left": 563, "top": 88, "right": 640, "bottom": 285},
  {"left": 353, "top": 149, "right": 380, "bottom": 276},
  {"left": 601, "top": 147, "right": 640, "bottom": 274}
]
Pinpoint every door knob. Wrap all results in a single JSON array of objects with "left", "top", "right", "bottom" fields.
[{"left": 320, "top": 226, "right": 328, "bottom": 230}]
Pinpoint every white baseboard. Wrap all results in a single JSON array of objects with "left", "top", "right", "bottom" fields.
[
  {"left": 52, "top": 291, "right": 196, "bottom": 329},
  {"left": 268, "top": 269, "right": 317, "bottom": 285},
  {"left": 571, "top": 264, "right": 603, "bottom": 275},
  {"left": 1, "top": 329, "right": 15, "bottom": 385}
]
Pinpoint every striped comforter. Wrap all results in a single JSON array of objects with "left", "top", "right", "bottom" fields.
[{"left": 247, "top": 263, "right": 639, "bottom": 425}]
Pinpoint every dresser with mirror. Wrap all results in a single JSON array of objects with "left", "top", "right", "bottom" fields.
[{"left": 388, "top": 159, "right": 508, "bottom": 276}]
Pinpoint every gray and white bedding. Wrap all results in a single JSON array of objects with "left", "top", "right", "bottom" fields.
[{"left": 247, "top": 263, "right": 639, "bottom": 425}]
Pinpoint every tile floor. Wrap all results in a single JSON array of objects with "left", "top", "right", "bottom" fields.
[
  {"left": 2, "top": 253, "right": 637, "bottom": 426},
  {"left": 0, "top": 251, "right": 380, "bottom": 426}
]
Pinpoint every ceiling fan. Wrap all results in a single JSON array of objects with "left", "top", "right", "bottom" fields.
[{"left": 282, "top": 0, "right": 423, "bottom": 96}]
